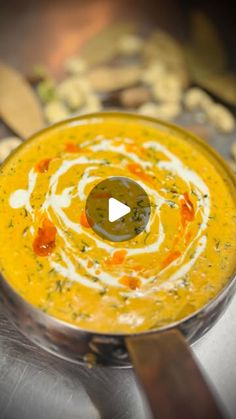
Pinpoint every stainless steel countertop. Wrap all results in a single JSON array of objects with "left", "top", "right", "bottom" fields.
[
  {"left": 0, "top": 309, "right": 151, "bottom": 419},
  {"left": 1, "top": 292, "right": 236, "bottom": 419}
]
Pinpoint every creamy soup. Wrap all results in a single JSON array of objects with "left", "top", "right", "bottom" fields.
[{"left": 0, "top": 114, "right": 236, "bottom": 333}]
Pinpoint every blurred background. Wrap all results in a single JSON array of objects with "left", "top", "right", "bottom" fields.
[
  {"left": 0, "top": 0, "right": 236, "bottom": 73},
  {"left": 0, "top": 0, "right": 236, "bottom": 160}
]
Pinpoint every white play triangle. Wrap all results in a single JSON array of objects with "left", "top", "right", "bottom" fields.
[{"left": 108, "top": 197, "right": 131, "bottom": 222}]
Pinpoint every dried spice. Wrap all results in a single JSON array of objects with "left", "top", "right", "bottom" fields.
[
  {"left": 80, "top": 94, "right": 102, "bottom": 114},
  {"left": 141, "top": 61, "right": 165, "bottom": 85},
  {"left": 44, "top": 100, "right": 70, "bottom": 124},
  {"left": 57, "top": 77, "right": 86, "bottom": 110},
  {"left": 88, "top": 65, "right": 142, "bottom": 92},
  {"left": 0, "top": 62, "right": 45, "bottom": 138},
  {"left": 206, "top": 104, "right": 235, "bottom": 134},
  {"left": 2, "top": 19, "right": 232, "bottom": 144},
  {"left": 138, "top": 102, "right": 181, "bottom": 120},
  {"left": 28, "top": 21, "right": 235, "bottom": 138},
  {"left": 152, "top": 73, "right": 183, "bottom": 103},
  {"left": 184, "top": 88, "right": 213, "bottom": 112}
]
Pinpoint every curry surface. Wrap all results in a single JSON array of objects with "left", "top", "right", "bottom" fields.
[{"left": 0, "top": 114, "right": 236, "bottom": 333}]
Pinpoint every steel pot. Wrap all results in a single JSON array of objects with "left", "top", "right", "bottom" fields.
[{"left": 0, "top": 113, "right": 235, "bottom": 419}]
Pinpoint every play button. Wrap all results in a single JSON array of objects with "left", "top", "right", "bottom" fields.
[
  {"left": 108, "top": 198, "right": 130, "bottom": 222},
  {"left": 85, "top": 177, "right": 151, "bottom": 242}
]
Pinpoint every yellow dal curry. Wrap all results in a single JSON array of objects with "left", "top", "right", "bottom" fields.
[{"left": 0, "top": 114, "right": 235, "bottom": 333}]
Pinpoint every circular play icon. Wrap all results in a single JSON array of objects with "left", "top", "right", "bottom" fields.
[{"left": 85, "top": 177, "right": 151, "bottom": 242}]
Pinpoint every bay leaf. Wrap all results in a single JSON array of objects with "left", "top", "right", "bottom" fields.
[
  {"left": 0, "top": 62, "right": 45, "bottom": 139},
  {"left": 80, "top": 21, "right": 138, "bottom": 66},
  {"left": 184, "top": 45, "right": 209, "bottom": 81},
  {"left": 191, "top": 11, "right": 226, "bottom": 72},
  {"left": 185, "top": 11, "right": 227, "bottom": 81},
  {"left": 88, "top": 65, "right": 142, "bottom": 92}
]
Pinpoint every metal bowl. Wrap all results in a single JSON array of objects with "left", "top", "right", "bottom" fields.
[{"left": 0, "top": 112, "right": 235, "bottom": 368}]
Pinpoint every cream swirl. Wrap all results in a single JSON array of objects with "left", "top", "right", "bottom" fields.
[{"left": 9, "top": 134, "right": 210, "bottom": 293}]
